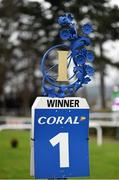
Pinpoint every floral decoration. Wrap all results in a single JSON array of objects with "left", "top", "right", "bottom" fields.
[{"left": 41, "top": 13, "right": 94, "bottom": 98}]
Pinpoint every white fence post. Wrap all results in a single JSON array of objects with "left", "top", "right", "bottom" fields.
[{"left": 96, "top": 126, "right": 103, "bottom": 146}]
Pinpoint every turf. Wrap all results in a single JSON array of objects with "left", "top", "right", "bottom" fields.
[{"left": 0, "top": 130, "right": 119, "bottom": 179}]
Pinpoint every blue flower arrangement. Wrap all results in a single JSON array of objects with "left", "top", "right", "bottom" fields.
[{"left": 41, "top": 13, "right": 94, "bottom": 98}]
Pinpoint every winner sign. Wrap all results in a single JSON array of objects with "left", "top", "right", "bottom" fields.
[
  {"left": 30, "top": 13, "right": 94, "bottom": 179},
  {"left": 31, "top": 97, "right": 90, "bottom": 179}
]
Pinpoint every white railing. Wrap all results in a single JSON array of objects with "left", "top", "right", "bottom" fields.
[
  {"left": 0, "top": 124, "right": 31, "bottom": 131},
  {"left": 90, "top": 112, "right": 119, "bottom": 121}
]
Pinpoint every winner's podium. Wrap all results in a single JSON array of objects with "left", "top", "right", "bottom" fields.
[{"left": 30, "top": 97, "right": 90, "bottom": 179}]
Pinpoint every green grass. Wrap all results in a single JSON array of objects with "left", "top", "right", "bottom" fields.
[
  {"left": 89, "top": 138, "right": 119, "bottom": 179},
  {"left": 0, "top": 130, "right": 32, "bottom": 179},
  {"left": 0, "top": 131, "right": 119, "bottom": 179}
]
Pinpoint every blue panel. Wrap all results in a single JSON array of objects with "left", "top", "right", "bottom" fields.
[{"left": 34, "top": 108, "right": 90, "bottom": 179}]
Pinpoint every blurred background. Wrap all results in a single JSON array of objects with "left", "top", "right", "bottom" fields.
[{"left": 0, "top": 0, "right": 119, "bottom": 179}]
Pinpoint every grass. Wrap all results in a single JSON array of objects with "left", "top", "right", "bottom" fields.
[
  {"left": 0, "top": 130, "right": 119, "bottom": 179},
  {"left": 0, "top": 130, "right": 32, "bottom": 179},
  {"left": 89, "top": 138, "right": 119, "bottom": 179}
]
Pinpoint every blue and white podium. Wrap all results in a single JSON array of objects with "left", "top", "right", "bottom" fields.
[{"left": 30, "top": 97, "right": 90, "bottom": 179}]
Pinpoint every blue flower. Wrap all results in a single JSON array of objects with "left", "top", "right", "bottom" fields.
[
  {"left": 58, "top": 16, "right": 70, "bottom": 26},
  {"left": 79, "top": 37, "right": 91, "bottom": 46},
  {"left": 75, "top": 67, "right": 84, "bottom": 80},
  {"left": 83, "top": 77, "right": 91, "bottom": 84},
  {"left": 71, "top": 36, "right": 91, "bottom": 51},
  {"left": 69, "top": 27, "right": 77, "bottom": 38},
  {"left": 75, "top": 55, "right": 86, "bottom": 65},
  {"left": 71, "top": 38, "right": 85, "bottom": 50},
  {"left": 86, "top": 51, "right": 94, "bottom": 62},
  {"left": 67, "top": 13, "right": 73, "bottom": 21},
  {"left": 80, "top": 48, "right": 87, "bottom": 56},
  {"left": 85, "top": 65, "right": 94, "bottom": 76},
  {"left": 60, "top": 27, "right": 77, "bottom": 40},
  {"left": 71, "top": 50, "right": 79, "bottom": 58},
  {"left": 60, "top": 29, "right": 71, "bottom": 40},
  {"left": 82, "top": 23, "right": 93, "bottom": 35},
  {"left": 76, "top": 71, "right": 84, "bottom": 80},
  {"left": 74, "top": 82, "right": 81, "bottom": 89},
  {"left": 73, "top": 66, "right": 83, "bottom": 73},
  {"left": 58, "top": 13, "right": 73, "bottom": 26}
]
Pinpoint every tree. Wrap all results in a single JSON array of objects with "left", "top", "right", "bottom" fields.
[{"left": 0, "top": 0, "right": 43, "bottom": 114}]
